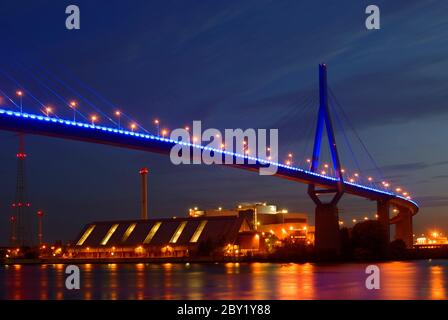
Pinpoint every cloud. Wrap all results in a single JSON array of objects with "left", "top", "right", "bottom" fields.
[
  {"left": 431, "top": 174, "right": 448, "bottom": 180},
  {"left": 418, "top": 195, "right": 448, "bottom": 208},
  {"left": 376, "top": 160, "right": 448, "bottom": 175},
  {"left": 379, "top": 162, "right": 430, "bottom": 172}
]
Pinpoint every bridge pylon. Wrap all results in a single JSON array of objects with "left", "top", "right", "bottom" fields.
[
  {"left": 377, "top": 199, "right": 391, "bottom": 253},
  {"left": 394, "top": 207, "right": 413, "bottom": 248},
  {"left": 308, "top": 64, "right": 344, "bottom": 255}
]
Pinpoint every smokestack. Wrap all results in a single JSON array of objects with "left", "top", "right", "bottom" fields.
[
  {"left": 139, "top": 168, "right": 149, "bottom": 220},
  {"left": 37, "top": 210, "right": 44, "bottom": 245}
]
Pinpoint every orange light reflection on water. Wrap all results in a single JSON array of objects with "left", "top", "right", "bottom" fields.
[
  {"left": 430, "top": 265, "right": 446, "bottom": 300},
  {"left": 2, "top": 261, "right": 448, "bottom": 300}
]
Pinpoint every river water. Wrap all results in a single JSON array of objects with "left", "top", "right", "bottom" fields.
[{"left": 0, "top": 260, "right": 446, "bottom": 300}]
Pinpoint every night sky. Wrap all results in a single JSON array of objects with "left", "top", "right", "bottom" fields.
[{"left": 0, "top": 0, "right": 447, "bottom": 245}]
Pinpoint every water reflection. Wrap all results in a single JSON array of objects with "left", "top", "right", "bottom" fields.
[
  {"left": 430, "top": 265, "right": 446, "bottom": 299},
  {"left": 0, "top": 260, "right": 447, "bottom": 300}
]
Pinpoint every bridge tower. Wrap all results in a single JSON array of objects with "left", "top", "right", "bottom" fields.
[
  {"left": 308, "top": 64, "right": 344, "bottom": 255},
  {"left": 394, "top": 206, "right": 413, "bottom": 248},
  {"left": 377, "top": 199, "right": 391, "bottom": 250},
  {"left": 11, "top": 134, "right": 31, "bottom": 247}
]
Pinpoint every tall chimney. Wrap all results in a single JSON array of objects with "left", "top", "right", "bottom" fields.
[
  {"left": 37, "top": 210, "right": 44, "bottom": 245},
  {"left": 139, "top": 168, "right": 149, "bottom": 220}
]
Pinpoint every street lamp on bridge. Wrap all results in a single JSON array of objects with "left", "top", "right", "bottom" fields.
[
  {"left": 70, "top": 101, "right": 77, "bottom": 121},
  {"left": 115, "top": 110, "right": 121, "bottom": 129},
  {"left": 16, "top": 90, "right": 23, "bottom": 113}
]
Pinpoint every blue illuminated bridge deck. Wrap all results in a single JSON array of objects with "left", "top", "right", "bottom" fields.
[{"left": 0, "top": 109, "right": 418, "bottom": 215}]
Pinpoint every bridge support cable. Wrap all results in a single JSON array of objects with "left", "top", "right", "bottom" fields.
[
  {"left": 299, "top": 96, "right": 318, "bottom": 169},
  {"left": 329, "top": 97, "right": 362, "bottom": 181},
  {"left": 0, "top": 65, "right": 88, "bottom": 121},
  {"left": 0, "top": 67, "right": 65, "bottom": 118},
  {"left": 16, "top": 61, "right": 121, "bottom": 128},
  {"left": 328, "top": 88, "right": 386, "bottom": 186},
  {"left": 280, "top": 93, "right": 317, "bottom": 168},
  {"left": 24, "top": 61, "right": 150, "bottom": 134},
  {"left": 0, "top": 88, "right": 21, "bottom": 111}
]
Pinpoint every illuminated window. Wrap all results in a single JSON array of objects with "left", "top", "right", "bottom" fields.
[
  {"left": 76, "top": 225, "right": 95, "bottom": 246},
  {"left": 121, "top": 223, "right": 136, "bottom": 242},
  {"left": 190, "top": 220, "right": 207, "bottom": 243},
  {"left": 170, "top": 221, "right": 188, "bottom": 244},
  {"left": 143, "top": 222, "right": 162, "bottom": 244},
  {"left": 100, "top": 224, "right": 119, "bottom": 246}
]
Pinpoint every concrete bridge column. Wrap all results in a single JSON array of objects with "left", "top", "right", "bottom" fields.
[
  {"left": 377, "top": 200, "right": 390, "bottom": 245},
  {"left": 395, "top": 209, "right": 413, "bottom": 248},
  {"left": 376, "top": 200, "right": 391, "bottom": 257},
  {"left": 314, "top": 203, "right": 340, "bottom": 254}
]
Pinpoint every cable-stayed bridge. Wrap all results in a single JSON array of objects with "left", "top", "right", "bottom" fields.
[{"left": 0, "top": 63, "right": 418, "bottom": 251}]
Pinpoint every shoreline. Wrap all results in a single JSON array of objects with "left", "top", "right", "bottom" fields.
[{"left": 2, "top": 255, "right": 447, "bottom": 266}]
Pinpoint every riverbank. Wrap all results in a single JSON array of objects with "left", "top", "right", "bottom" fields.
[{"left": 2, "top": 247, "right": 447, "bottom": 265}]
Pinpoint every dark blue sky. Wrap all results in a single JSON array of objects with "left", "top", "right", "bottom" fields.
[{"left": 0, "top": 0, "right": 447, "bottom": 244}]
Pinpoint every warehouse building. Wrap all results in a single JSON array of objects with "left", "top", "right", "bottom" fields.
[{"left": 67, "top": 215, "right": 258, "bottom": 259}]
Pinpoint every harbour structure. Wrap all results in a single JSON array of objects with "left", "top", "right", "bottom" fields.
[{"left": 68, "top": 215, "right": 258, "bottom": 259}]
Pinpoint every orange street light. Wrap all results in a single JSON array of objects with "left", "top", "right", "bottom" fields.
[
  {"left": 45, "top": 107, "right": 52, "bottom": 117},
  {"left": 154, "top": 119, "right": 160, "bottom": 135},
  {"left": 69, "top": 101, "right": 77, "bottom": 121},
  {"left": 115, "top": 110, "right": 121, "bottom": 129},
  {"left": 16, "top": 90, "right": 23, "bottom": 113}
]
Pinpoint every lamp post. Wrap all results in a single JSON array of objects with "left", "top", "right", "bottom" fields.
[
  {"left": 115, "top": 111, "right": 121, "bottom": 129},
  {"left": 37, "top": 210, "right": 44, "bottom": 245},
  {"left": 154, "top": 119, "right": 160, "bottom": 136},
  {"left": 70, "top": 101, "right": 77, "bottom": 121},
  {"left": 16, "top": 91, "right": 23, "bottom": 113}
]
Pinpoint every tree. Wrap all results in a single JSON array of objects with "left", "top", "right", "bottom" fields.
[
  {"left": 339, "top": 227, "right": 353, "bottom": 259},
  {"left": 351, "top": 220, "right": 389, "bottom": 260},
  {"left": 390, "top": 239, "right": 408, "bottom": 259}
]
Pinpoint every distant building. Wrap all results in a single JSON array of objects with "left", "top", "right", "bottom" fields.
[
  {"left": 67, "top": 202, "right": 313, "bottom": 260},
  {"left": 415, "top": 231, "right": 448, "bottom": 248},
  {"left": 189, "top": 202, "right": 314, "bottom": 244}
]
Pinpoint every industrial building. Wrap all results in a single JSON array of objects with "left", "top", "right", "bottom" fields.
[
  {"left": 189, "top": 202, "right": 314, "bottom": 243},
  {"left": 67, "top": 202, "right": 313, "bottom": 260},
  {"left": 68, "top": 215, "right": 259, "bottom": 259},
  {"left": 66, "top": 166, "right": 313, "bottom": 260}
]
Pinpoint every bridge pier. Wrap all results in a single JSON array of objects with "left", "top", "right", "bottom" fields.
[
  {"left": 395, "top": 209, "right": 413, "bottom": 248},
  {"left": 377, "top": 200, "right": 390, "bottom": 255},
  {"left": 314, "top": 203, "right": 340, "bottom": 254}
]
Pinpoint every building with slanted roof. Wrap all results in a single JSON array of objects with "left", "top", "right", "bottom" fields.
[{"left": 67, "top": 215, "right": 256, "bottom": 259}]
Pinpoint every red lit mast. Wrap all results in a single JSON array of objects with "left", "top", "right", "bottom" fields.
[{"left": 37, "top": 210, "right": 44, "bottom": 245}]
